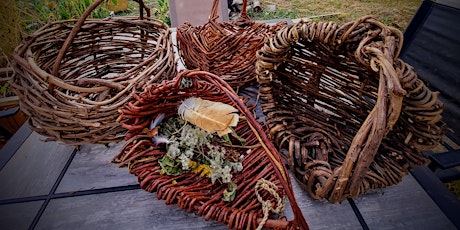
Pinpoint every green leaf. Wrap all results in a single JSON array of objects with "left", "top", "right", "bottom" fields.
[
  {"left": 159, "top": 155, "right": 183, "bottom": 176},
  {"left": 0, "top": 82, "right": 9, "bottom": 95},
  {"left": 230, "top": 127, "right": 246, "bottom": 146},
  {"left": 222, "top": 182, "right": 237, "bottom": 202}
]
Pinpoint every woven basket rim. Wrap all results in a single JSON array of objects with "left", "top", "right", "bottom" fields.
[
  {"left": 11, "top": 0, "right": 176, "bottom": 145},
  {"left": 256, "top": 17, "right": 445, "bottom": 203},
  {"left": 113, "top": 69, "right": 309, "bottom": 229}
]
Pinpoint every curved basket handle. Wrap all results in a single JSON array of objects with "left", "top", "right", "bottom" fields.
[
  {"left": 256, "top": 18, "right": 406, "bottom": 203},
  {"left": 239, "top": 0, "right": 249, "bottom": 18},
  {"left": 210, "top": 0, "right": 249, "bottom": 20},
  {"left": 51, "top": 0, "right": 151, "bottom": 77}
]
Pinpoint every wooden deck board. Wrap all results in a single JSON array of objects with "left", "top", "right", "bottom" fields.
[
  {"left": 56, "top": 142, "right": 137, "bottom": 193},
  {"left": 0, "top": 132, "right": 74, "bottom": 200}
]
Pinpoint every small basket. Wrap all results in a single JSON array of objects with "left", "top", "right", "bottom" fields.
[
  {"left": 177, "top": 0, "right": 285, "bottom": 87},
  {"left": 256, "top": 17, "right": 446, "bottom": 203},
  {"left": 11, "top": 0, "right": 176, "bottom": 145},
  {"left": 112, "top": 70, "right": 309, "bottom": 230}
]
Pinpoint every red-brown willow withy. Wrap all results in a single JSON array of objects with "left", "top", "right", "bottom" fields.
[
  {"left": 256, "top": 16, "right": 446, "bottom": 203},
  {"left": 112, "top": 70, "right": 309, "bottom": 229},
  {"left": 11, "top": 0, "right": 176, "bottom": 145},
  {"left": 176, "top": 0, "right": 285, "bottom": 87}
]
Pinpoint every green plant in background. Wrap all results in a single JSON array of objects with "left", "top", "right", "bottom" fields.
[
  {"left": 17, "top": 0, "right": 110, "bottom": 32},
  {"left": 155, "top": 0, "right": 170, "bottom": 26},
  {"left": 0, "top": 0, "right": 28, "bottom": 67},
  {"left": 114, "top": 0, "right": 168, "bottom": 26},
  {"left": 53, "top": 0, "right": 109, "bottom": 19},
  {"left": 54, "top": 0, "right": 110, "bottom": 20},
  {"left": 247, "top": 8, "right": 298, "bottom": 21}
]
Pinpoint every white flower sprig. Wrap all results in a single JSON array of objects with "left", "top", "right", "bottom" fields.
[{"left": 158, "top": 116, "right": 243, "bottom": 186}]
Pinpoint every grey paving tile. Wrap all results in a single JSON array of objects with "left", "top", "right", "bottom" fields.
[
  {"left": 56, "top": 142, "right": 137, "bottom": 193},
  {"left": 354, "top": 174, "right": 456, "bottom": 230},
  {"left": 36, "top": 189, "right": 228, "bottom": 230},
  {"left": 0, "top": 132, "right": 74, "bottom": 200},
  {"left": 285, "top": 173, "right": 362, "bottom": 230},
  {"left": 0, "top": 124, "right": 32, "bottom": 170},
  {"left": 0, "top": 200, "right": 43, "bottom": 230}
]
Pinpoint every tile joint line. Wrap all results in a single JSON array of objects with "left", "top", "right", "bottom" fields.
[{"left": 347, "top": 198, "right": 370, "bottom": 230}]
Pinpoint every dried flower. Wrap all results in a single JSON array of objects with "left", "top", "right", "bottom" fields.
[
  {"left": 152, "top": 135, "right": 171, "bottom": 145},
  {"left": 157, "top": 116, "right": 245, "bottom": 201}
]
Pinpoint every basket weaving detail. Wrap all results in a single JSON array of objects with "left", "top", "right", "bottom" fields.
[
  {"left": 176, "top": 0, "right": 285, "bottom": 87},
  {"left": 256, "top": 16, "right": 446, "bottom": 203},
  {"left": 11, "top": 0, "right": 176, "bottom": 145},
  {"left": 112, "top": 70, "right": 309, "bottom": 229}
]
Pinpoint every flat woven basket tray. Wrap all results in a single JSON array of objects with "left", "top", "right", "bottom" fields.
[
  {"left": 176, "top": 0, "right": 285, "bottom": 87},
  {"left": 11, "top": 0, "right": 176, "bottom": 145},
  {"left": 256, "top": 16, "right": 446, "bottom": 203},
  {"left": 112, "top": 70, "right": 309, "bottom": 230}
]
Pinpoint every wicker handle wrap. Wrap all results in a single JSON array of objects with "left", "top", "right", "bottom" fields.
[
  {"left": 256, "top": 17, "right": 445, "bottom": 203},
  {"left": 52, "top": 0, "right": 151, "bottom": 76}
]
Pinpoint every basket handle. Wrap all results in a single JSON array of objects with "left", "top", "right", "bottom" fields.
[
  {"left": 51, "top": 0, "right": 151, "bottom": 77},
  {"left": 210, "top": 0, "right": 249, "bottom": 20}
]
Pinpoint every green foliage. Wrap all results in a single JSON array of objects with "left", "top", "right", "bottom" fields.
[
  {"left": 222, "top": 182, "right": 237, "bottom": 202},
  {"left": 247, "top": 8, "right": 298, "bottom": 21},
  {"left": 18, "top": 0, "right": 110, "bottom": 31},
  {"left": 155, "top": 116, "right": 244, "bottom": 201},
  {"left": 159, "top": 155, "right": 183, "bottom": 176},
  {"left": 0, "top": 0, "right": 23, "bottom": 65},
  {"left": 155, "top": 0, "right": 170, "bottom": 26},
  {"left": 0, "top": 82, "right": 9, "bottom": 96}
]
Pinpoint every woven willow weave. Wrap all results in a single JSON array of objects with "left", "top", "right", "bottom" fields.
[
  {"left": 177, "top": 0, "right": 285, "bottom": 87},
  {"left": 12, "top": 0, "right": 176, "bottom": 145},
  {"left": 113, "top": 70, "right": 309, "bottom": 229},
  {"left": 256, "top": 17, "right": 446, "bottom": 203}
]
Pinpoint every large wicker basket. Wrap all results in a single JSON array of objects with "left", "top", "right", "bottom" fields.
[
  {"left": 256, "top": 17, "right": 446, "bottom": 203},
  {"left": 11, "top": 0, "right": 176, "bottom": 145},
  {"left": 176, "top": 0, "right": 285, "bottom": 87},
  {"left": 112, "top": 70, "right": 309, "bottom": 229}
]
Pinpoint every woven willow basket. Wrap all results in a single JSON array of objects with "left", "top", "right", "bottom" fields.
[
  {"left": 256, "top": 16, "right": 446, "bottom": 203},
  {"left": 12, "top": 0, "right": 176, "bottom": 145},
  {"left": 176, "top": 0, "right": 285, "bottom": 87},
  {"left": 112, "top": 70, "right": 309, "bottom": 230}
]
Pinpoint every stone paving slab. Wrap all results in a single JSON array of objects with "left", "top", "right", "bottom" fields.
[
  {"left": 0, "top": 200, "right": 43, "bottom": 230},
  {"left": 56, "top": 142, "right": 137, "bottom": 193},
  {"left": 0, "top": 132, "right": 74, "bottom": 200}
]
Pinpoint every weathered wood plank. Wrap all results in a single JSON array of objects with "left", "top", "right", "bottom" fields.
[
  {"left": 0, "top": 200, "right": 43, "bottom": 230},
  {"left": 353, "top": 174, "right": 456, "bottom": 230},
  {"left": 36, "top": 189, "right": 228, "bottom": 230},
  {"left": 0, "top": 132, "right": 74, "bottom": 200},
  {"left": 56, "top": 142, "right": 138, "bottom": 193}
]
